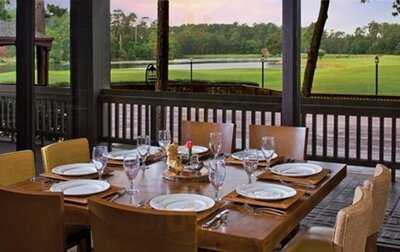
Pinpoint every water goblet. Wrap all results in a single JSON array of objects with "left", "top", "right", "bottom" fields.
[
  {"left": 209, "top": 132, "right": 223, "bottom": 159},
  {"left": 92, "top": 146, "right": 108, "bottom": 180},
  {"left": 123, "top": 155, "right": 141, "bottom": 205},
  {"left": 158, "top": 129, "right": 171, "bottom": 152},
  {"left": 261, "top": 136, "right": 275, "bottom": 170},
  {"left": 208, "top": 160, "right": 226, "bottom": 201},
  {"left": 243, "top": 149, "right": 259, "bottom": 184},
  {"left": 137, "top": 135, "right": 151, "bottom": 170}
]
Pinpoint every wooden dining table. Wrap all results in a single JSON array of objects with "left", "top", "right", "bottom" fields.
[{"left": 8, "top": 160, "right": 346, "bottom": 252}]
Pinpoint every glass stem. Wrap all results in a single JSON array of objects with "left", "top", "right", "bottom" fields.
[
  {"left": 248, "top": 174, "right": 252, "bottom": 184},
  {"left": 214, "top": 189, "right": 219, "bottom": 201},
  {"left": 98, "top": 171, "right": 102, "bottom": 180},
  {"left": 130, "top": 180, "right": 134, "bottom": 192}
]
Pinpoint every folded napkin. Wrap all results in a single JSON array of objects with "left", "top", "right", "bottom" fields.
[
  {"left": 224, "top": 155, "right": 285, "bottom": 167},
  {"left": 40, "top": 169, "right": 113, "bottom": 181}
]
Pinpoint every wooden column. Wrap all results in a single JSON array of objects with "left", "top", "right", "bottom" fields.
[
  {"left": 70, "top": 0, "right": 110, "bottom": 146},
  {"left": 156, "top": 0, "right": 169, "bottom": 91},
  {"left": 16, "top": 0, "right": 35, "bottom": 150},
  {"left": 281, "top": 0, "right": 301, "bottom": 126},
  {"left": 36, "top": 46, "right": 48, "bottom": 86}
]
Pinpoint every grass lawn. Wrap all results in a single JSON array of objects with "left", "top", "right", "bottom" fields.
[{"left": 0, "top": 54, "right": 399, "bottom": 95}]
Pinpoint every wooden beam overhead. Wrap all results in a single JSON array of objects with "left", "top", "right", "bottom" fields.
[
  {"left": 70, "top": 0, "right": 110, "bottom": 146},
  {"left": 16, "top": 0, "right": 35, "bottom": 150},
  {"left": 156, "top": 0, "right": 169, "bottom": 91},
  {"left": 281, "top": 0, "right": 302, "bottom": 126}
]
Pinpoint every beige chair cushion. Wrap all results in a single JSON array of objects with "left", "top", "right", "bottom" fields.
[{"left": 282, "top": 227, "right": 337, "bottom": 252}]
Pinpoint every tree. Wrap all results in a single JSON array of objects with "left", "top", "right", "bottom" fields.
[
  {"left": 0, "top": 0, "right": 10, "bottom": 21},
  {"left": 46, "top": 4, "right": 67, "bottom": 18},
  {"left": 302, "top": 0, "right": 399, "bottom": 96},
  {"left": 302, "top": 0, "right": 330, "bottom": 97}
]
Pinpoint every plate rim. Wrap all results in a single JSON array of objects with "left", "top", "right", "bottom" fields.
[
  {"left": 106, "top": 146, "right": 162, "bottom": 160},
  {"left": 49, "top": 179, "right": 110, "bottom": 196},
  {"left": 178, "top": 145, "right": 209, "bottom": 155},
  {"left": 270, "top": 163, "right": 323, "bottom": 177},
  {"left": 149, "top": 193, "right": 215, "bottom": 212},
  {"left": 235, "top": 182, "right": 297, "bottom": 201},
  {"left": 51, "top": 163, "right": 97, "bottom": 177},
  {"left": 231, "top": 149, "right": 278, "bottom": 161}
]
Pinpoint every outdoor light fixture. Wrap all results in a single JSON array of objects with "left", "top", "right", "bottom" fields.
[{"left": 375, "top": 55, "right": 380, "bottom": 96}]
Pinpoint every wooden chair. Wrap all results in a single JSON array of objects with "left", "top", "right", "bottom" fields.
[
  {"left": 0, "top": 188, "right": 91, "bottom": 252},
  {"left": 181, "top": 121, "right": 235, "bottom": 153},
  {"left": 249, "top": 125, "right": 308, "bottom": 160},
  {"left": 0, "top": 150, "right": 35, "bottom": 186},
  {"left": 282, "top": 182, "right": 373, "bottom": 252},
  {"left": 365, "top": 164, "right": 391, "bottom": 252},
  {"left": 89, "top": 197, "right": 197, "bottom": 252},
  {"left": 41, "top": 138, "right": 90, "bottom": 172}
]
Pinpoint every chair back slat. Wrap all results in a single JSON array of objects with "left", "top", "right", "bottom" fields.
[
  {"left": 249, "top": 125, "right": 308, "bottom": 160},
  {"left": 0, "top": 188, "right": 65, "bottom": 252},
  {"left": 89, "top": 197, "right": 197, "bottom": 252}
]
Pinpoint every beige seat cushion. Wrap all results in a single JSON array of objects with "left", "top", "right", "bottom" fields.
[{"left": 282, "top": 227, "right": 337, "bottom": 252}]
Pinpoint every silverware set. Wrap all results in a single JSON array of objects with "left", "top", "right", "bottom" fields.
[{"left": 202, "top": 209, "right": 230, "bottom": 229}]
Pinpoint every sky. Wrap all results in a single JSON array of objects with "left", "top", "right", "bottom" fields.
[{"left": 45, "top": 0, "right": 398, "bottom": 33}]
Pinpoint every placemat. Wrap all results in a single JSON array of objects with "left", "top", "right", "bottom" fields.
[
  {"left": 40, "top": 169, "right": 113, "bottom": 181},
  {"left": 223, "top": 189, "right": 305, "bottom": 210},
  {"left": 257, "top": 168, "right": 330, "bottom": 186}
]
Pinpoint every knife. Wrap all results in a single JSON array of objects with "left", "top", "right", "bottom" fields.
[{"left": 202, "top": 209, "right": 229, "bottom": 229}]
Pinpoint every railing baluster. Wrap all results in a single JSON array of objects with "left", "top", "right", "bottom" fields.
[
  {"left": 333, "top": 114, "right": 338, "bottom": 158},
  {"left": 203, "top": 108, "right": 208, "bottom": 122},
  {"left": 251, "top": 110, "right": 256, "bottom": 125},
  {"left": 145, "top": 105, "right": 150, "bottom": 136},
  {"left": 169, "top": 106, "right": 174, "bottom": 139},
  {"left": 392, "top": 118, "right": 397, "bottom": 163},
  {"left": 107, "top": 103, "right": 112, "bottom": 146},
  {"left": 195, "top": 107, "right": 199, "bottom": 122},
  {"left": 241, "top": 110, "right": 246, "bottom": 150},
  {"left": 187, "top": 107, "right": 191, "bottom": 121},
  {"left": 323, "top": 114, "right": 327, "bottom": 157},
  {"left": 130, "top": 104, "right": 134, "bottom": 140},
  {"left": 222, "top": 109, "right": 227, "bottom": 123},
  {"left": 178, "top": 106, "right": 182, "bottom": 143},
  {"left": 115, "top": 103, "right": 120, "bottom": 139},
  {"left": 213, "top": 108, "right": 217, "bottom": 123},
  {"left": 271, "top": 112, "right": 276, "bottom": 126},
  {"left": 137, "top": 104, "right": 142, "bottom": 137},
  {"left": 379, "top": 117, "right": 384, "bottom": 162},
  {"left": 232, "top": 110, "right": 237, "bottom": 150},
  {"left": 345, "top": 115, "right": 349, "bottom": 160},
  {"left": 312, "top": 113, "right": 317, "bottom": 158},
  {"left": 368, "top": 117, "right": 373, "bottom": 161},
  {"left": 122, "top": 103, "right": 127, "bottom": 140},
  {"left": 356, "top": 116, "right": 361, "bottom": 160}
]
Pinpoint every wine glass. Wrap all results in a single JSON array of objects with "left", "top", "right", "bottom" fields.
[
  {"left": 243, "top": 149, "right": 259, "bottom": 184},
  {"left": 209, "top": 132, "right": 223, "bottom": 159},
  {"left": 92, "top": 146, "right": 108, "bottom": 180},
  {"left": 158, "top": 130, "right": 171, "bottom": 158},
  {"left": 208, "top": 160, "right": 226, "bottom": 201},
  {"left": 261, "top": 136, "right": 275, "bottom": 170},
  {"left": 137, "top": 135, "right": 151, "bottom": 170},
  {"left": 123, "top": 155, "right": 141, "bottom": 204}
]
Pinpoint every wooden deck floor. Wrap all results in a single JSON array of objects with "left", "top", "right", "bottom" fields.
[{"left": 0, "top": 142, "right": 398, "bottom": 251}]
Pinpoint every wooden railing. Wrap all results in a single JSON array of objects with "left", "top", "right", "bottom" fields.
[
  {"left": 99, "top": 89, "right": 400, "bottom": 180},
  {"left": 0, "top": 85, "right": 72, "bottom": 143}
]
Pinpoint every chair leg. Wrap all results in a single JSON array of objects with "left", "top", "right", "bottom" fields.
[
  {"left": 365, "top": 233, "right": 378, "bottom": 252},
  {"left": 76, "top": 230, "right": 91, "bottom": 252}
]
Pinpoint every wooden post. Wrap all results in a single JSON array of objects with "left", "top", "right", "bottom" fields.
[
  {"left": 153, "top": 0, "right": 169, "bottom": 141},
  {"left": 156, "top": 0, "right": 169, "bottom": 91},
  {"left": 16, "top": 0, "right": 35, "bottom": 150},
  {"left": 36, "top": 46, "right": 48, "bottom": 86},
  {"left": 282, "top": 0, "right": 301, "bottom": 126},
  {"left": 70, "top": 0, "right": 110, "bottom": 146}
]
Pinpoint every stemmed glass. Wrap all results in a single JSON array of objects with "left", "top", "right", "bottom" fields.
[
  {"left": 208, "top": 160, "right": 226, "bottom": 201},
  {"left": 92, "top": 146, "right": 108, "bottom": 180},
  {"left": 261, "top": 136, "right": 275, "bottom": 170},
  {"left": 243, "top": 149, "right": 259, "bottom": 184},
  {"left": 123, "top": 155, "right": 141, "bottom": 205},
  {"left": 137, "top": 135, "right": 151, "bottom": 170},
  {"left": 209, "top": 132, "right": 223, "bottom": 159},
  {"left": 158, "top": 130, "right": 171, "bottom": 157}
]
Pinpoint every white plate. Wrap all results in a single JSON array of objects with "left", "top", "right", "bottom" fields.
[
  {"left": 231, "top": 149, "right": 278, "bottom": 161},
  {"left": 106, "top": 146, "right": 162, "bottom": 160},
  {"left": 178, "top": 145, "right": 208, "bottom": 155},
  {"left": 52, "top": 163, "right": 97, "bottom": 176},
  {"left": 270, "top": 163, "right": 323, "bottom": 177},
  {"left": 236, "top": 182, "right": 297, "bottom": 201},
  {"left": 50, "top": 179, "right": 110, "bottom": 196},
  {"left": 149, "top": 193, "right": 215, "bottom": 212}
]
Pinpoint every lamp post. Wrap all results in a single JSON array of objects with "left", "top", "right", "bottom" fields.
[
  {"left": 261, "top": 56, "right": 265, "bottom": 88},
  {"left": 375, "top": 55, "right": 379, "bottom": 96}
]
